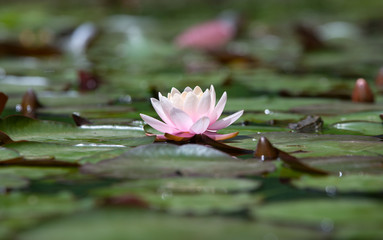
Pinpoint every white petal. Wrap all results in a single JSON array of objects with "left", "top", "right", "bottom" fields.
[
  {"left": 190, "top": 116, "right": 210, "bottom": 134},
  {"left": 158, "top": 92, "right": 163, "bottom": 99},
  {"left": 140, "top": 114, "right": 175, "bottom": 133},
  {"left": 169, "top": 108, "right": 194, "bottom": 131},
  {"left": 197, "top": 89, "right": 211, "bottom": 117},
  {"left": 209, "top": 92, "right": 227, "bottom": 122},
  {"left": 159, "top": 96, "right": 175, "bottom": 124},
  {"left": 193, "top": 86, "right": 203, "bottom": 95},
  {"left": 184, "top": 86, "right": 193, "bottom": 92},
  {"left": 208, "top": 110, "right": 243, "bottom": 130},
  {"left": 183, "top": 92, "right": 198, "bottom": 119},
  {"left": 171, "top": 94, "right": 183, "bottom": 109},
  {"left": 151, "top": 98, "right": 174, "bottom": 127},
  {"left": 170, "top": 87, "right": 180, "bottom": 96},
  {"left": 209, "top": 85, "right": 216, "bottom": 115}
]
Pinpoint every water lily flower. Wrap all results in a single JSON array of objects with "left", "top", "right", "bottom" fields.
[{"left": 140, "top": 86, "right": 243, "bottom": 141}]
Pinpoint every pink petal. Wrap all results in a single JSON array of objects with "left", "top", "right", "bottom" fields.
[
  {"left": 190, "top": 116, "right": 210, "bottom": 134},
  {"left": 183, "top": 92, "right": 198, "bottom": 120},
  {"left": 204, "top": 131, "right": 239, "bottom": 141},
  {"left": 140, "top": 114, "right": 175, "bottom": 134},
  {"left": 150, "top": 98, "right": 175, "bottom": 127},
  {"left": 208, "top": 110, "right": 243, "bottom": 130},
  {"left": 175, "top": 20, "right": 235, "bottom": 50},
  {"left": 197, "top": 89, "right": 211, "bottom": 118},
  {"left": 169, "top": 108, "right": 194, "bottom": 131},
  {"left": 209, "top": 85, "right": 216, "bottom": 114},
  {"left": 209, "top": 92, "right": 227, "bottom": 123}
]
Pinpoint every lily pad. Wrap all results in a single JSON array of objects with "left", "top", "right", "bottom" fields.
[
  {"left": 81, "top": 144, "right": 276, "bottom": 179},
  {"left": 94, "top": 178, "right": 261, "bottom": 214},
  {"left": 0, "top": 115, "right": 153, "bottom": 145},
  {"left": 301, "top": 155, "right": 383, "bottom": 174},
  {"left": 0, "top": 147, "right": 20, "bottom": 160},
  {"left": 331, "top": 121, "right": 383, "bottom": 136},
  {"left": 3, "top": 142, "right": 120, "bottom": 163},
  {"left": 16, "top": 209, "right": 325, "bottom": 240},
  {"left": 292, "top": 174, "right": 383, "bottom": 193},
  {"left": 0, "top": 192, "right": 94, "bottom": 240},
  {"left": 0, "top": 173, "right": 28, "bottom": 189},
  {"left": 228, "top": 132, "right": 383, "bottom": 158},
  {"left": 253, "top": 199, "right": 383, "bottom": 239},
  {"left": 0, "top": 167, "right": 72, "bottom": 179}
]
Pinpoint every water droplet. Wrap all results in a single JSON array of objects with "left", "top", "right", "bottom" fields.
[
  {"left": 264, "top": 109, "right": 271, "bottom": 115},
  {"left": 15, "top": 104, "right": 22, "bottom": 112}
]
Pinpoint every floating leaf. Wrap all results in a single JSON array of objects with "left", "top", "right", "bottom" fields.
[
  {"left": 0, "top": 115, "right": 150, "bottom": 145},
  {"left": 292, "top": 174, "right": 383, "bottom": 193},
  {"left": 0, "top": 173, "right": 29, "bottom": 189},
  {"left": 0, "top": 192, "right": 93, "bottom": 239},
  {"left": 16, "top": 209, "right": 325, "bottom": 240},
  {"left": 253, "top": 199, "right": 383, "bottom": 239},
  {"left": 301, "top": 155, "right": 383, "bottom": 174},
  {"left": 81, "top": 144, "right": 275, "bottom": 179},
  {"left": 95, "top": 179, "right": 260, "bottom": 214}
]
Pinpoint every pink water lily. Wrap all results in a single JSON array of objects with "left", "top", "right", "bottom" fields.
[{"left": 140, "top": 86, "right": 243, "bottom": 141}]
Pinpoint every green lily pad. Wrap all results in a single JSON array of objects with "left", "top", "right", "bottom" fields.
[
  {"left": 0, "top": 147, "right": 20, "bottom": 160},
  {"left": 0, "top": 192, "right": 94, "bottom": 240},
  {"left": 253, "top": 199, "right": 383, "bottom": 239},
  {"left": 331, "top": 121, "right": 383, "bottom": 136},
  {"left": 94, "top": 178, "right": 262, "bottom": 214},
  {"left": 301, "top": 155, "right": 383, "bottom": 174},
  {"left": 0, "top": 115, "right": 153, "bottom": 145},
  {"left": 3, "top": 142, "right": 120, "bottom": 163},
  {"left": 0, "top": 173, "right": 28, "bottom": 189},
  {"left": 228, "top": 132, "right": 383, "bottom": 158},
  {"left": 105, "top": 178, "right": 261, "bottom": 194},
  {"left": 0, "top": 167, "right": 72, "bottom": 179},
  {"left": 292, "top": 174, "right": 383, "bottom": 193},
  {"left": 81, "top": 144, "right": 276, "bottom": 179},
  {"left": 16, "top": 209, "right": 325, "bottom": 240}
]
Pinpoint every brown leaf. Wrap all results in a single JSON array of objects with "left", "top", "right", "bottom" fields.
[
  {"left": 253, "top": 136, "right": 328, "bottom": 175},
  {"left": 295, "top": 23, "right": 325, "bottom": 52},
  {"left": 78, "top": 70, "right": 101, "bottom": 92},
  {"left": 72, "top": 113, "right": 92, "bottom": 126},
  {"left": 20, "top": 89, "right": 43, "bottom": 118},
  {"left": 208, "top": 50, "right": 260, "bottom": 68},
  {"left": 194, "top": 134, "right": 254, "bottom": 156},
  {"left": 375, "top": 67, "right": 383, "bottom": 88},
  {"left": 102, "top": 194, "right": 150, "bottom": 209},
  {"left": 0, "top": 40, "right": 61, "bottom": 57},
  {"left": 0, "top": 130, "right": 15, "bottom": 145},
  {"left": 352, "top": 78, "right": 374, "bottom": 103},
  {"left": 0, "top": 92, "right": 8, "bottom": 115},
  {"left": 254, "top": 136, "right": 279, "bottom": 160},
  {"left": 0, "top": 157, "right": 79, "bottom": 167}
]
